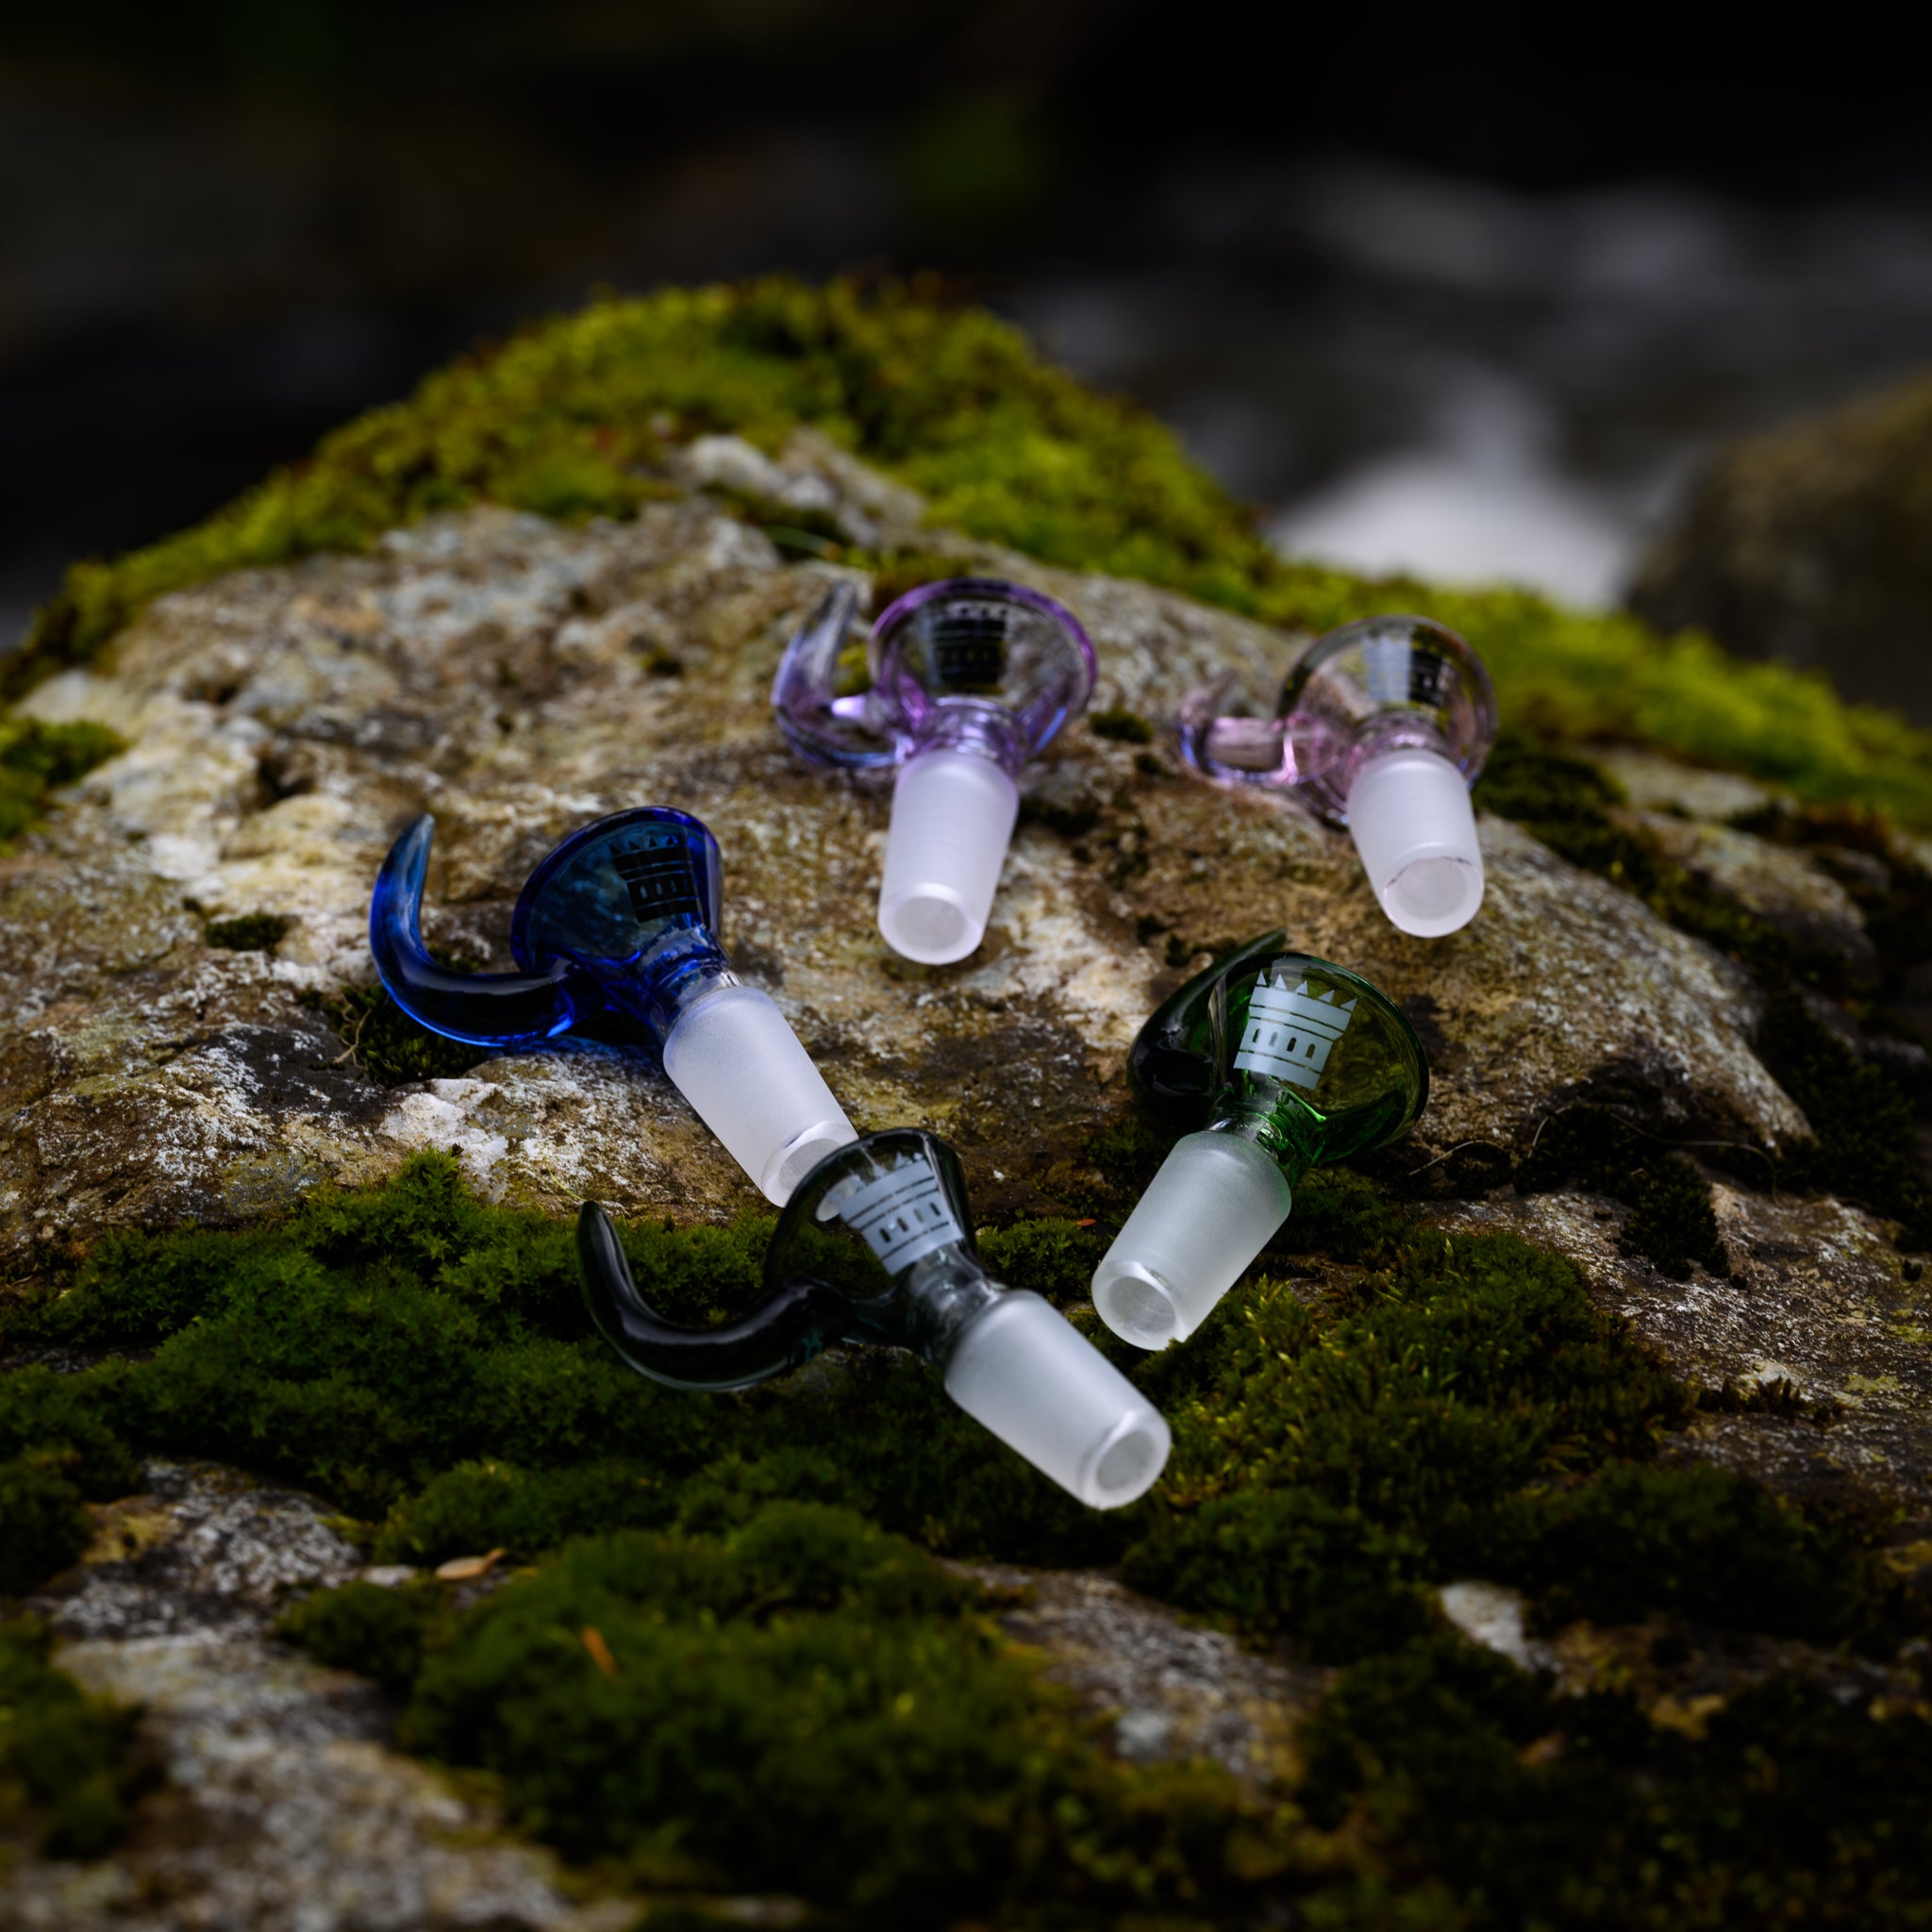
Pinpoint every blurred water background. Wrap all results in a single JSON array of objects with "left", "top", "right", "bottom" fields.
[{"left": 5, "top": 3, "right": 1929, "bottom": 711}]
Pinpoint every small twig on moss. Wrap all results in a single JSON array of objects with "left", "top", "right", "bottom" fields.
[
  {"left": 1406, "top": 1140, "right": 1511, "bottom": 1178},
  {"left": 333, "top": 1001, "right": 373, "bottom": 1068},
  {"left": 1526, "top": 1104, "right": 1781, "bottom": 1197}
]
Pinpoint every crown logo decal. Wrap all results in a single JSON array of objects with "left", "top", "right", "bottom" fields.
[{"left": 1233, "top": 974, "right": 1358, "bottom": 1090}]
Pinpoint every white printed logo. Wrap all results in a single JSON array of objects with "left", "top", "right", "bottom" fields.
[
  {"left": 1362, "top": 634, "right": 1413, "bottom": 706},
  {"left": 1234, "top": 976, "right": 1357, "bottom": 1091},
  {"left": 827, "top": 1158, "right": 965, "bottom": 1273}
]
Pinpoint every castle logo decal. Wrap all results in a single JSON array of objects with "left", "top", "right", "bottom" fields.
[{"left": 1234, "top": 976, "right": 1357, "bottom": 1090}]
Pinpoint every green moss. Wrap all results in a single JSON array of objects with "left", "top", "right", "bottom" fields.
[
  {"left": 1089, "top": 706, "right": 1157, "bottom": 743},
  {"left": 6, "top": 1157, "right": 1918, "bottom": 1917},
  {"left": 1295, "top": 1638, "right": 1932, "bottom": 1926},
  {"left": 1517, "top": 1106, "right": 1729, "bottom": 1279},
  {"left": 863, "top": 550, "right": 975, "bottom": 611},
  {"left": 1491, "top": 1462, "right": 1869, "bottom": 1638},
  {"left": 1120, "top": 1230, "right": 1717, "bottom": 1659},
  {"left": 12, "top": 277, "right": 1931, "bottom": 826},
  {"left": 0, "top": 1619, "right": 144, "bottom": 1860},
  {"left": 1616, "top": 1152, "right": 1730, "bottom": 1278},
  {"left": 975, "top": 1217, "right": 1111, "bottom": 1307},
  {"left": 1, "top": 1156, "right": 1113, "bottom": 1557},
  {"left": 205, "top": 911, "right": 291, "bottom": 953},
  {"left": 0, "top": 718, "right": 124, "bottom": 847},
  {"left": 311, "top": 983, "right": 492, "bottom": 1086},
  {"left": 1731, "top": 799, "right": 1932, "bottom": 1006},
  {"left": 1758, "top": 991, "right": 1931, "bottom": 1244},
  {"left": 0, "top": 1366, "right": 143, "bottom": 1497},
  {"left": 373, "top": 1457, "right": 686, "bottom": 1565},
  {"left": 294, "top": 1505, "right": 1278, "bottom": 1925},
  {"left": 0, "top": 1458, "right": 92, "bottom": 1597},
  {"left": 277, "top": 1576, "right": 449, "bottom": 1700}
]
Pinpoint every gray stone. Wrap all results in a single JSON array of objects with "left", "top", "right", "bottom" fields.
[
  {"left": 1, "top": 1463, "right": 636, "bottom": 1932},
  {"left": 974, "top": 1565, "right": 1324, "bottom": 1787},
  {"left": 1626, "top": 370, "right": 1932, "bottom": 725}
]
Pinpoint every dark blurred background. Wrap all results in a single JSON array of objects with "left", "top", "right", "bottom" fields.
[{"left": 7, "top": 2, "right": 1932, "bottom": 711}]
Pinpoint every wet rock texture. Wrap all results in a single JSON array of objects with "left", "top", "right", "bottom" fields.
[
  {"left": 0, "top": 1462, "right": 636, "bottom": 1932},
  {"left": 4, "top": 433, "right": 1930, "bottom": 1916}
]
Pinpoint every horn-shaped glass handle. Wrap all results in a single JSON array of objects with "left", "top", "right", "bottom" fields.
[
  {"left": 578, "top": 1201, "right": 850, "bottom": 1391},
  {"left": 772, "top": 581, "right": 898, "bottom": 770},
  {"left": 369, "top": 808, "right": 856, "bottom": 1204},
  {"left": 370, "top": 815, "right": 576, "bottom": 1048}
]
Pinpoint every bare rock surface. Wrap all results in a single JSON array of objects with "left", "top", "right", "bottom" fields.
[
  {"left": 1438, "top": 1185, "right": 1932, "bottom": 1506},
  {"left": 974, "top": 1565, "right": 1324, "bottom": 1787},
  {"left": 0, "top": 1462, "right": 634, "bottom": 1932}
]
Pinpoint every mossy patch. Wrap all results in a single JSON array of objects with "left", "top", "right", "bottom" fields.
[
  {"left": 1296, "top": 1636, "right": 1932, "bottom": 1926},
  {"left": 290, "top": 1506, "right": 1279, "bottom": 1926},
  {"left": 1089, "top": 705, "right": 1157, "bottom": 743},
  {"left": 11, "top": 278, "right": 1931, "bottom": 826},
  {"left": 277, "top": 1575, "right": 449, "bottom": 1701},
  {"left": 205, "top": 911, "right": 291, "bottom": 953},
  {"left": 2, "top": 1154, "right": 1924, "bottom": 1916},
  {"left": 310, "top": 983, "right": 492, "bottom": 1087},
  {"left": 0, "top": 1620, "right": 148, "bottom": 1861},
  {"left": 1477, "top": 734, "right": 1932, "bottom": 1248},
  {"left": 1758, "top": 990, "right": 1932, "bottom": 1245},
  {"left": 0, "top": 718, "right": 124, "bottom": 848},
  {"left": 0, "top": 1458, "right": 93, "bottom": 1597},
  {"left": 1120, "top": 1221, "right": 1855, "bottom": 1661},
  {"left": 1516, "top": 1106, "right": 1730, "bottom": 1278}
]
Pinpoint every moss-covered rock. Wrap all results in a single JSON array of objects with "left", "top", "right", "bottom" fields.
[
  {"left": 0, "top": 717, "right": 123, "bottom": 848},
  {"left": 1629, "top": 366, "right": 1932, "bottom": 726},
  {"left": 11, "top": 276, "right": 1932, "bottom": 824},
  {"left": 5, "top": 280, "right": 1932, "bottom": 1926}
]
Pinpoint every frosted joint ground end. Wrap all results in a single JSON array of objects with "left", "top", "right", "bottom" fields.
[
  {"left": 1091, "top": 1132, "right": 1293, "bottom": 1349},
  {"left": 660, "top": 983, "right": 858, "bottom": 1205},
  {"left": 877, "top": 748, "right": 1021, "bottom": 964},
  {"left": 943, "top": 1291, "right": 1171, "bottom": 1507},
  {"left": 1346, "top": 747, "right": 1486, "bottom": 938}
]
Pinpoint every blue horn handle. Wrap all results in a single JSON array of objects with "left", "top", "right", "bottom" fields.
[
  {"left": 369, "top": 815, "right": 577, "bottom": 1049},
  {"left": 577, "top": 1202, "right": 848, "bottom": 1391}
]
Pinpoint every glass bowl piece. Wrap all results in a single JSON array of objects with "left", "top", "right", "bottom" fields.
[
  {"left": 1179, "top": 614, "right": 1498, "bottom": 939},
  {"left": 1093, "top": 943, "right": 1428, "bottom": 1350},
  {"left": 772, "top": 576, "right": 1098, "bottom": 964},
  {"left": 870, "top": 578, "right": 1098, "bottom": 770},
  {"left": 581, "top": 1128, "right": 1171, "bottom": 1509},
  {"left": 369, "top": 808, "right": 854, "bottom": 1204}
]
